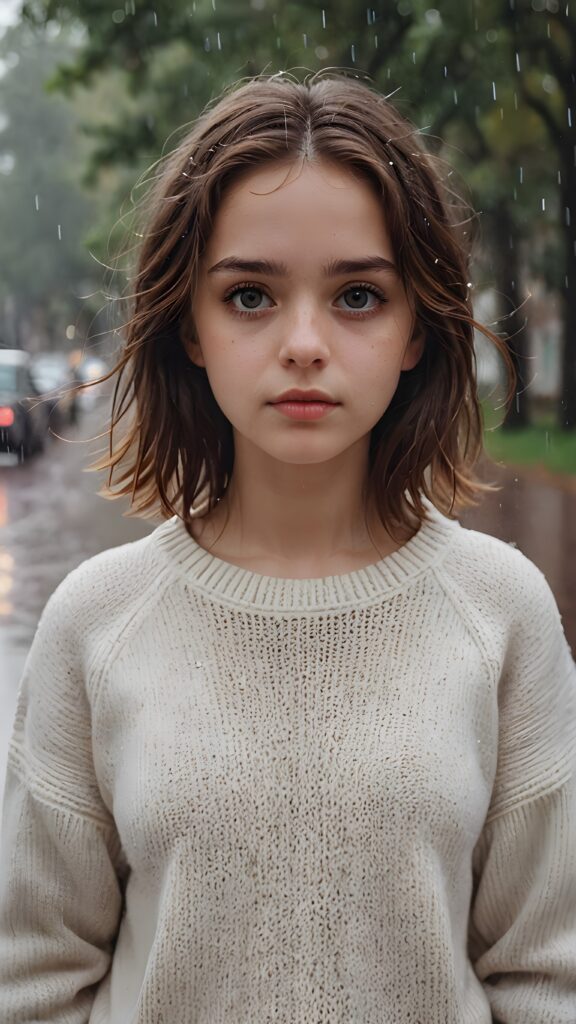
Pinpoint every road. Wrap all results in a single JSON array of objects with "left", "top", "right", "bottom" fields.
[{"left": 1, "top": 404, "right": 574, "bottom": 801}]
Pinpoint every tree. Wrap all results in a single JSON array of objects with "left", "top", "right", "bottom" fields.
[{"left": 0, "top": 18, "right": 99, "bottom": 351}]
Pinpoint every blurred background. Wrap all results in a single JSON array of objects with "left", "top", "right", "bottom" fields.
[{"left": 0, "top": 0, "right": 575, "bottom": 795}]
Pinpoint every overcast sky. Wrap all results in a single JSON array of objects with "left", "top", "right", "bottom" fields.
[{"left": 0, "top": 0, "right": 23, "bottom": 33}]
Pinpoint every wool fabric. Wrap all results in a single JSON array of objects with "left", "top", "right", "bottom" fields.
[{"left": 1, "top": 502, "right": 575, "bottom": 1023}]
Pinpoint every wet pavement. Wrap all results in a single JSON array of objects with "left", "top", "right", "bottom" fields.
[{"left": 1, "top": 403, "right": 575, "bottom": 799}]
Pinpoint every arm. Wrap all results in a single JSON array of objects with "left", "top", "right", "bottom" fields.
[
  {"left": 0, "top": 577, "right": 127, "bottom": 1022},
  {"left": 468, "top": 566, "right": 576, "bottom": 1023}
]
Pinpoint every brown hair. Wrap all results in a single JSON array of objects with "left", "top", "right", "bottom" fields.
[{"left": 89, "top": 71, "right": 515, "bottom": 541}]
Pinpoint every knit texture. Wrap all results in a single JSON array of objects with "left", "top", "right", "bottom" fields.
[{"left": 1, "top": 502, "right": 575, "bottom": 1023}]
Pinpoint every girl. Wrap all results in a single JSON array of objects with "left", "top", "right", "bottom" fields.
[{"left": 1, "top": 72, "right": 575, "bottom": 1023}]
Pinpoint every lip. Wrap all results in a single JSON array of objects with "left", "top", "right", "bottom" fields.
[
  {"left": 270, "top": 389, "right": 338, "bottom": 404},
  {"left": 271, "top": 401, "right": 337, "bottom": 421}
]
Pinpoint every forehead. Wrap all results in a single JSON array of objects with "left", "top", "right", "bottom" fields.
[{"left": 206, "top": 159, "right": 393, "bottom": 258}]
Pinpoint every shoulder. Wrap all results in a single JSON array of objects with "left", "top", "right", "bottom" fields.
[
  {"left": 440, "top": 519, "right": 557, "bottom": 617},
  {"left": 433, "top": 516, "right": 572, "bottom": 665},
  {"left": 36, "top": 519, "right": 178, "bottom": 656}
]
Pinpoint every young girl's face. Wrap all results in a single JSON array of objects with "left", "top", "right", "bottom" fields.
[{"left": 188, "top": 159, "right": 423, "bottom": 468}]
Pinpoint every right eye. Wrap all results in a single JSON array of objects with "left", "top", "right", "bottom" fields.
[{"left": 223, "top": 285, "right": 275, "bottom": 316}]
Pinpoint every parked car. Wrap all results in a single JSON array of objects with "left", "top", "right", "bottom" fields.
[
  {"left": 30, "top": 351, "right": 80, "bottom": 428},
  {"left": 0, "top": 348, "right": 51, "bottom": 460}
]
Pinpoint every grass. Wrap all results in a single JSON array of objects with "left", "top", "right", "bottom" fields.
[{"left": 481, "top": 399, "right": 576, "bottom": 477}]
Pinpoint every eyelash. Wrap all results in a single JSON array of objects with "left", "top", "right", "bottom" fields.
[{"left": 221, "top": 281, "right": 388, "bottom": 320}]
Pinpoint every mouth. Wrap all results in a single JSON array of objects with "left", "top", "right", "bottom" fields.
[
  {"left": 269, "top": 400, "right": 339, "bottom": 420},
  {"left": 270, "top": 390, "right": 338, "bottom": 404}
]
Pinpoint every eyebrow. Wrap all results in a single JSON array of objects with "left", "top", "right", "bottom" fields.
[{"left": 207, "top": 255, "right": 399, "bottom": 277}]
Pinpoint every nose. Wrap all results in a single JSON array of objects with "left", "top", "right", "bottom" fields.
[{"left": 278, "top": 300, "right": 331, "bottom": 366}]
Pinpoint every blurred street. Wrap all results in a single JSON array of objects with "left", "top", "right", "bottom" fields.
[{"left": 0, "top": 405, "right": 575, "bottom": 801}]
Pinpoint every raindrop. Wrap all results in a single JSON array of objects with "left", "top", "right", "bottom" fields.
[
  {"left": 204, "top": 36, "right": 211, "bottom": 51},
  {"left": 34, "top": 194, "right": 39, "bottom": 211},
  {"left": 558, "top": 170, "right": 562, "bottom": 184},
  {"left": 566, "top": 206, "right": 571, "bottom": 226},
  {"left": 374, "top": 35, "right": 378, "bottom": 48},
  {"left": 515, "top": 51, "right": 521, "bottom": 71},
  {"left": 366, "top": 7, "right": 372, "bottom": 24},
  {"left": 443, "top": 65, "right": 448, "bottom": 78},
  {"left": 112, "top": 8, "right": 125, "bottom": 23},
  {"left": 519, "top": 166, "right": 523, "bottom": 183},
  {"left": 542, "top": 197, "right": 546, "bottom": 211},
  {"left": 57, "top": 224, "right": 62, "bottom": 240},
  {"left": 492, "top": 81, "right": 497, "bottom": 100},
  {"left": 211, "top": 0, "right": 216, "bottom": 8},
  {"left": 514, "top": 92, "right": 518, "bottom": 111},
  {"left": 412, "top": 51, "right": 416, "bottom": 63},
  {"left": 568, "top": 108, "right": 573, "bottom": 127},
  {"left": 453, "top": 89, "right": 458, "bottom": 105},
  {"left": 153, "top": 10, "right": 158, "bottom": 26},
  {"left": 321, "top": 9, "right": 326, "bottom": 28},
  {"left": 217, "top": 31, "right": 222, "bottom": 50},
  {"left": 303, "top": 33, "right": 308, "bottom": 47},
  {"left": 315, "top": 44, "right": 328, "bottom": 59},
  {"left": 513, "top": 187, "right": 518, "bottom": 200},
  {"left": 500, "top": 107, "right": 504, "bottom": 120}
]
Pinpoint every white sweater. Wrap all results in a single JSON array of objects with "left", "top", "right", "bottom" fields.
[{"left": 1, "top": 503, "right": 575, "bottom": 1024}]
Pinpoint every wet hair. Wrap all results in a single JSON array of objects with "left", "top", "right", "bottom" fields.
[{"left": 89, "top": 71, "right": 514, "bottom": 542}]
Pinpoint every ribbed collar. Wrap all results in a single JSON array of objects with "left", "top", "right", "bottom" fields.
[{"left": 152, "top": 499, "right": 460, "bottom": 612}]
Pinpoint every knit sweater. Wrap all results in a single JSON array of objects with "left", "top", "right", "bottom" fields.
[{"left": 1, "top": 502, "right": 575, "bottom": 1024}]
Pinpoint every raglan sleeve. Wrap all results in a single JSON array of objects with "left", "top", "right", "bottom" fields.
[
  {"left": 467, "top": 559, "right": 576, "bottom": 1024},
  {"left": 0, "top": 572, "right": 127, "bottom": 1022}
]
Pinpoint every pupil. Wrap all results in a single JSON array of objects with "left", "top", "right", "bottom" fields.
[
  {"left": 241, "top": 289, "right": 261, "bottom": 308},
  {"left": 348, "top": 289, "right": 367, "bottom": 308}
]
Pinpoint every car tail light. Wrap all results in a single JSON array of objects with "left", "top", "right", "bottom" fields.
[{"left": 0, "top": 407, "right": 15, "bottom": 427}]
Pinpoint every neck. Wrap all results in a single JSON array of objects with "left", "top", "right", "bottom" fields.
[{"left": 191, "top": 435, "right": 413, "bottom": 569}]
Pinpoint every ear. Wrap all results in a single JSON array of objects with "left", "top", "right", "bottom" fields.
[
  {"left": 180, "top": 318, "right": 206, "bottom": 369},
  {"left": 401, "top": 321, "right": 426, "bottom": 372}
]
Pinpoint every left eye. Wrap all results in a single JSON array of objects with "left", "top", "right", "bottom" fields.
[{"left": 337, "top": 287, "right": 380, "bottom": 311}]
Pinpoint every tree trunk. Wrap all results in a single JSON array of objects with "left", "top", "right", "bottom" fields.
[
  {"left": 559, "top": 177, "right": 576, "bottom": 430},
  {"left": 489, "top": 202, "right": 531, "bottom": 429}
]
